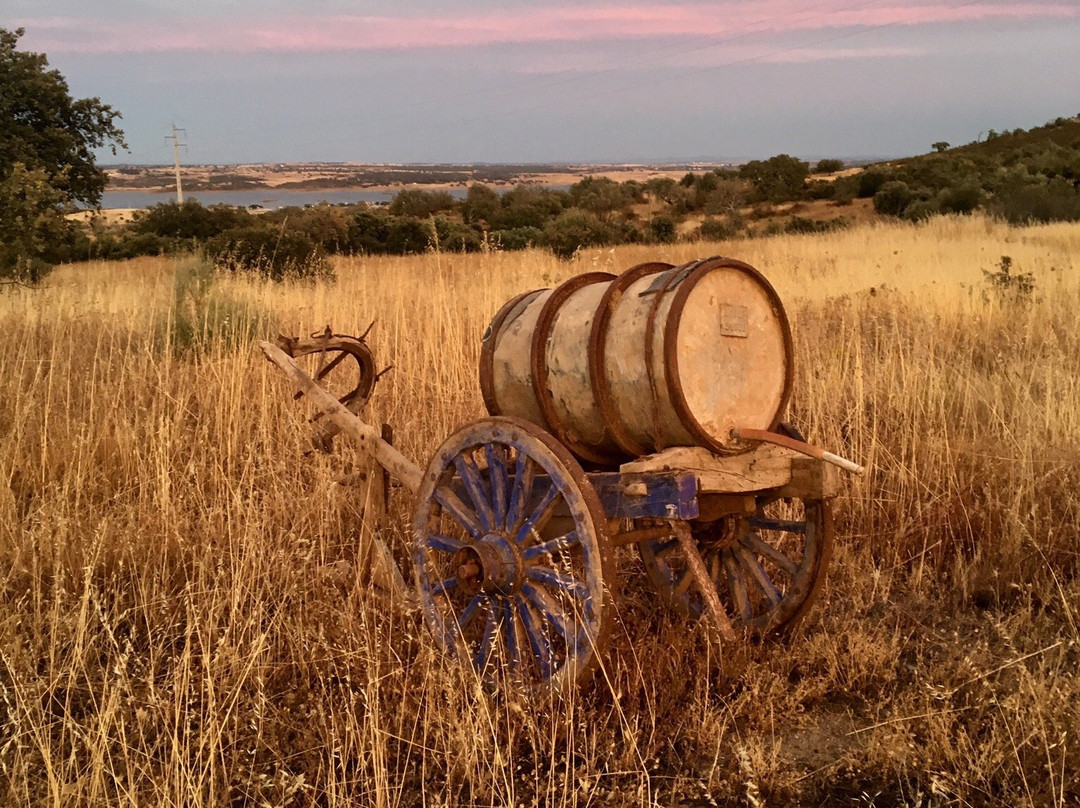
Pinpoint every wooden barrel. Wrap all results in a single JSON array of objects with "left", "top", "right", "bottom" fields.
[{"left": 479, "top": 257, "right": 793, "bottom": 464}]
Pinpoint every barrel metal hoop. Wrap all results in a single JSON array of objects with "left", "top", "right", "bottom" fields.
[
  {"left": 479, "top": 288, "right": 545, "bottom": 417},
  {"left": 587, "top": 261, "right": 673, "bottom": 459},
  {"left": 662, "top": 257, "right": 795, "bottom": 454},
  {"left": 528, "top": 271, "right": 618, "bottom": 465}
]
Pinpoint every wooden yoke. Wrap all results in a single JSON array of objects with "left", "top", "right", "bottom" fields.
[{"left": 261, "top": 341, "right": 423, "bottom": 493}]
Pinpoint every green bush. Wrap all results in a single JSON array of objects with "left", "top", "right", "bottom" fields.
[
  {"left": 990, "top": 177, "right": 1080, "bottom": 223},
  {"left": 544, "top": 210, "right": 613, "bottom": 260},
  {"left": 432, "top": 215, "right": 482, "bottom": 252},
  {"left": 647, "top": 214, "right": 677, "bottom": 244},
  {"left": 813, "top": 158, "right": 845, "bottom": 174},
  {"left": 134, "top": 200, "right": 251, "bottom": 241},
  {"left": 694, "top": 217, "right": 736, "bottom": 241},
  {"left": 388, "top": 189, "right": 457, "bottom": 218},
  {"left": 938, "top": 184, "right": 982, "bottom": 214},
  {"left": 857, "top": 170, "right": 890, "bottom": 198},
  {"left": 207, "top": 226, "right": 330, "bottom": 281},
  {"left": 489, "top": 226, "right": 546, "bottom": 250},
  {"left": 873, "top": 181, "right": 915, "bottom": 216}
]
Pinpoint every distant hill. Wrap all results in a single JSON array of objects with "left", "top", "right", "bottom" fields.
[{"left": 848, "top": 116, "right": 1080, "bottom": 223}]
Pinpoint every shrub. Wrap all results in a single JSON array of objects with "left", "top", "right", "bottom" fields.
[
  {"left": 783, "top": 216, "right": 847, "bottom": 234},
  {"left": 134, "top": 200, "right": 250, "bottom": 241},
  {"left": 938, "top": 184, "right": 982, "bottom": 215},
  {"left": 384, "top": 216, "right": 433, "bottom": 255},
  {"left": 647, "top": 214, "right": 677, "bottom": 244},
  {"left": 857, "top": 170, "right": 890, "bottom": 198},
  {"left": 982, "top": 255, "right": 1034, "bottom": 304},
  {"left": 873, "top": 181, "right": 915, "bottom": 216},
  {"left": 544, "top": 210, "right": 612, "bottom": 260},
  {"left": 694, "top": 217, "right": 736, "bottom": 241},
  {"left": 990, "top": 177, "right": 1080, "bottom": 223},
  {"left": 489, "top": 226, "right": 545, "bottom": 251},
  {"left": 901, "top": 199, "right": 939, "bottom": 221},
  {"left": 207, "top": 226, "right": 330, "bottom": 281},
  {"left": 387, "top": 189, "right": 457, "bottom": 218},
  {"left": 813, "top": 158, "right": 845, "bottom": 174},
  {"left": 432, "top": 216, "right": 482, "bottom": 252}
]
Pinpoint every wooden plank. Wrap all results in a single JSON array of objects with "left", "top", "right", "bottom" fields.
[
  {"left": 620, "top": 444, "right": 795, "bottom": 494},
  {"left": 449, "top": 469, "right": 699, "bottom": 522},
  {"left": 589, "top": 471, "right": 699, "bottom": 520},
  {"left": 776, "top": 456, "right": 839, "bottom": 499}
]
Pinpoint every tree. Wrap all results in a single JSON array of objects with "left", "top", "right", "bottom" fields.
[
  {"left": 932, "top": 141, "right": 951, "bottom": 153},
  {"left": 813, "top": 158, "right": 845, "bottom": 174},
  {"left": 1, "top": 28, "right": 125, "bottom": 280},
  {"left": 739, "top": 154, "right": 810, "bottom": 202}
]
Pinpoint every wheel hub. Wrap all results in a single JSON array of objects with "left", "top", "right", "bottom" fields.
[
  {"left": 452, "top": 533, "right": 523, "bottom": 595},
  {"left": 694, "top": 516, "right": 742, "bottom": 550}
]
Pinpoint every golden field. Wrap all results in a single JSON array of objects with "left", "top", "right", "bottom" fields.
[{"left": 1, "top": 215, "right": 1078, "bottom": 806}]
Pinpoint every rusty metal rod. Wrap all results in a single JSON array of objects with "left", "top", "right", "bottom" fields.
[{"left": 731, "top": 427, "right": 865, "bottom": 476}]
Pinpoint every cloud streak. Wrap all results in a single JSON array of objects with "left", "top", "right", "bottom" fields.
[{"left": 16, "top": 2, "right": 1079, "bottom": 55}]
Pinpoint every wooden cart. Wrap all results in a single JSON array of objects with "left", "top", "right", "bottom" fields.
[{"left": 263, "top": 325, "right": 857, "bottom": 693}]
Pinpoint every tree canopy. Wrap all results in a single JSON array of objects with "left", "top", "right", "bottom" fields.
[{"left": 1, "top": 27, "right": 125, "bottom": 280}]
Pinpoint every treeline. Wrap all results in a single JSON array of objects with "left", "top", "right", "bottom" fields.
[
  {"left": 86, "top": 161, "right": 850, "bottom": 278},
  {"left": 865, "top": 117, "right": 1080, "bottom": 222},
  {"left": 79, "top": 116, "right": 1080, "bottom": 280}
]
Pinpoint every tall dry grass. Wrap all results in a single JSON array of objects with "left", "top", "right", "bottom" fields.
[{"left": 1, "top": 215, "right": 1078, "bottom": 806}]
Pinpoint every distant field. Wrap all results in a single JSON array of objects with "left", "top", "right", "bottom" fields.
[
  {"left": 104, "top": 162, "right": 712, "bottom": 193},
  {"left": 1, "top": 215, "right": 1078, "bottom": 806}
]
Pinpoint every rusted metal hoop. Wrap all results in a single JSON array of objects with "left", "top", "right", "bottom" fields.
[
  {"left": 528, "top": 272, "right": 617, "bottom": 466},
  {"left": 662, "top": 257, "right": 794, "bottom": 454},
  {"left": 479, "top": 288, "right": 545, "bottom": 417},
  {"left": 586, "top": 261, "right": 674, "bottom": 459}
]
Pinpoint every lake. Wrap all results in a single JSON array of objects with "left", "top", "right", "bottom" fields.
[{"left": 98, "top": 185, "right": 569, "bottom": 210}]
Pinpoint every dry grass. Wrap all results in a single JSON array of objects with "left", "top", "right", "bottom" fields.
[{"left": 1, "top": 215, "right": 1078, "bottom": 806}]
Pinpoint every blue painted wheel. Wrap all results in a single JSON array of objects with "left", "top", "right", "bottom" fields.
[
  {"left": 639, "top": 496, "right": 832, "bottom": 635},
  {"left": 413, "top": 417, "right": 615, "bottom": 691}
]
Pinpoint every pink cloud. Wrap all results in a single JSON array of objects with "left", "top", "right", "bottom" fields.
[{"left": 15, "top": 3, "right": 1080, "bottom": 54}]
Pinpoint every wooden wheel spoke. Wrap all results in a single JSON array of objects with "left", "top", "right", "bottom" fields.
[
  {"left": 431, "top": 577, "right": 458, "bottom": 598},
  {"left": 517, "top": 596, "right": 555, "bottom": 679},
  {"left": 501, "top": 599, "right": 521, "bottom": 667},
  {"left": 475, "top": 609, "right": 498, "bottom": 671},
  {"left": 741, "top": 532, "right": 799, "bottom": 578},
  {"left": 522, "top": 530, "right": 579, "bottom": 561},
  {"left": 427, "top": 533, "right": 466, "bottom": 554},
  {"left": 749, "top": 516, "right": 806, "bottom": 534},
  {"left": 515, "top": 482, "right": 561, "bottom": 544},
  {"left": 521, "top": 582, "right": 573, "bottom": 642},
  {"left": 524, "top": 567, "right": 588, "bottom": 601},
  {"left": 673, "top": 568, "right": 694, "bottom": 596},
  {"left": 434, "top": 485, "right": 484, "bottom": 540},
  {"left": 723, "top": 551, "right": 754, "bottom": 621},
  {"left": 458, "top": 594, "right": 485, "bottom": 631},
  {"left": 650, "top": 537, "right": 678, "bottom": 557},
  {"left": 505, "top": 452, "right": 535, "bottom": 533},
  {"left": 736, "top": 546, "right": 782, "bottom": 606},
  {"left": 485, "top": 443, "right": 509, "bottom": 529},
  {"left": 415, "top": 417, "right": 612, "bottom": 690},
  {"left": 454, "top": 453, "right": 495, "bottom": 532}
]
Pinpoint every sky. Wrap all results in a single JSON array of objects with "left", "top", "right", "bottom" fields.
[{"left": 8, "top": 1, "right": 1080, "bottom": 165}]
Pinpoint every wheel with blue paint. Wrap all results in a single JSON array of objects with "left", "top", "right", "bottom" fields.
[
  {"left": 639, "top": 495, "right": 832, "bottom": 635},
  {"left": 413, "top": 416, "right": 615, "bottom": 691}
]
